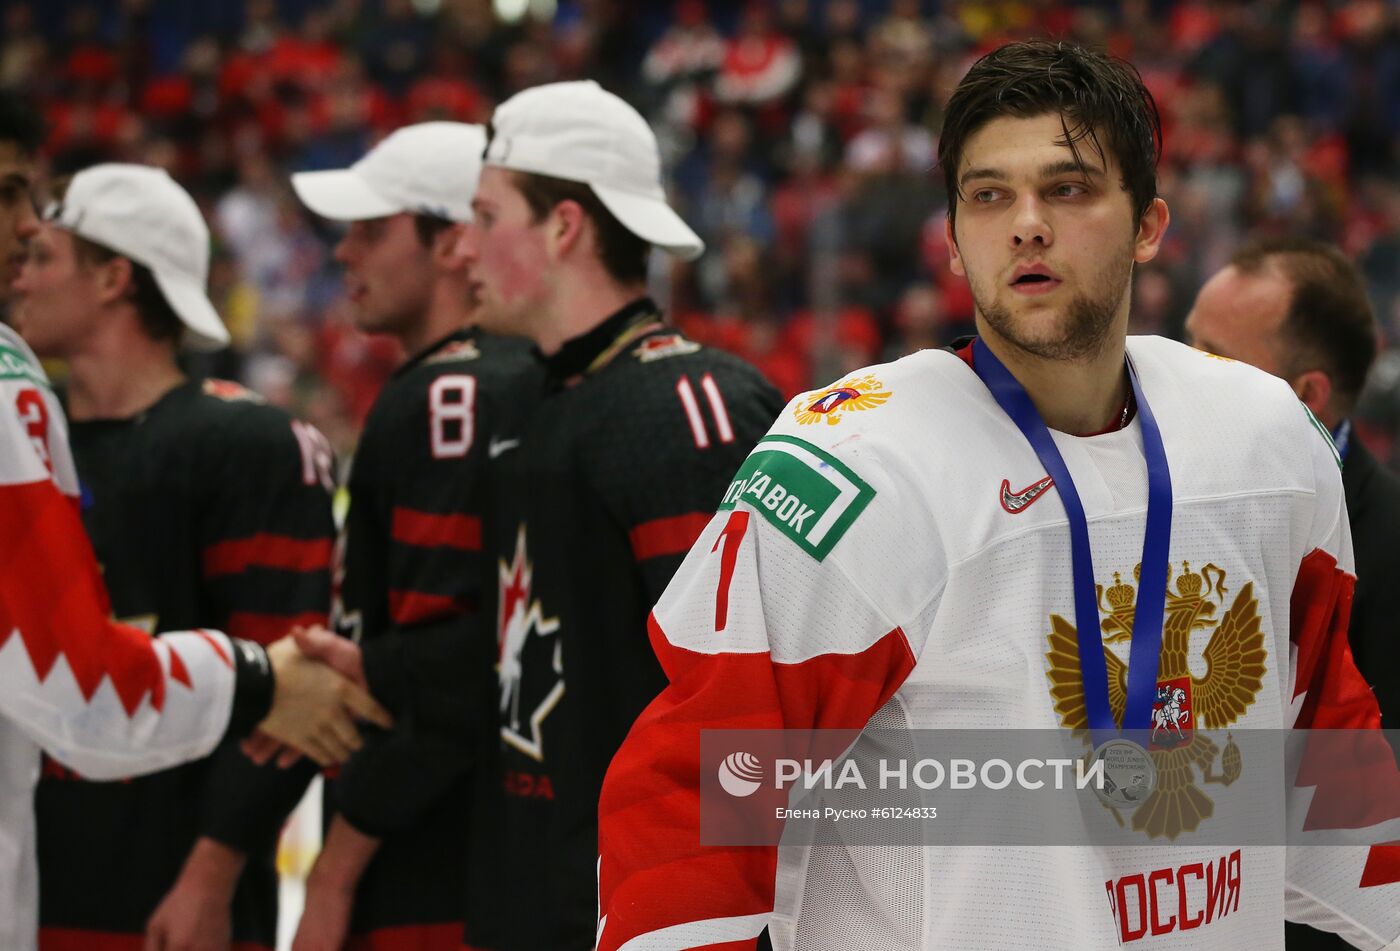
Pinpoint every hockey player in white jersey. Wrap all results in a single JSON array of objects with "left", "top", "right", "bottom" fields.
[
  {"left": 0, "top": 150, "right": 391, "bottom": 950},
  {"left": 596, "top": 40, "right": 1400, "bottom": 951},
  {"left": 0, "top": 321, "right": 394, "bottom": 951}
]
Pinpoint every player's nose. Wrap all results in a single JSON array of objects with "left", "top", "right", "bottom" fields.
[
  {"left": 455, "top": 222, "right": 481, "bottom": 262},
  {"left": 1010, "top": 194, "right": 1053, "bottom": 248}
]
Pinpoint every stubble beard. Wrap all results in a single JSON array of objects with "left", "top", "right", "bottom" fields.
[{"left": 975, "top": 251, "right": 1134, "bottom": 362}]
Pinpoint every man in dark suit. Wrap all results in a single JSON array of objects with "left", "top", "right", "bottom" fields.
[{"left": 1186, "top": 236, "right": 1400, "bottom": 950}]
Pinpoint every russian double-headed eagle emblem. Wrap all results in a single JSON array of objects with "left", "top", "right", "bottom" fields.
[
  {"left": 1046, "top": 562, "right": 1266, "bottom": 839},
  {"left": 793, "top": 374, "right": 893, "bottom": 426}
]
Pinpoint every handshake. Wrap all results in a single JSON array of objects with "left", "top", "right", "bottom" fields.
[{"left": 246, "top": 626, "right": 389, "bottom": 768}]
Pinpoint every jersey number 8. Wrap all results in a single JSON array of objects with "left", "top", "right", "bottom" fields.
[{"left": 430, "top": 375, "right": 477, "bottom": 459}]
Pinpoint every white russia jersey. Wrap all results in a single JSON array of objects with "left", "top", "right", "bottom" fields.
[
  {"left": 597, "top": 336, "right": 1400, "bottom": 951},
  {"left": 0, "top": 323, "right": 238, "bottom": 951}
]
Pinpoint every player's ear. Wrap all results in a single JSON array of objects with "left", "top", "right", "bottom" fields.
[
  {"left": 945, "top": 216, "right": 965, "bottom": 278},
  {"left": 547, "top": 199, "right": 587, "bottom": 260},
  {"left": 1291, "top": 368, "right": 1333, "bottom": 423},
  {"left": 435, "top": 223, "right": 470, "bottom": 271},
  {"left": 1133, "top": 198, "right": 1170, "bottom": 265},
  {"left": 95, "top": 255, "right": 134, "bottom": 306}
]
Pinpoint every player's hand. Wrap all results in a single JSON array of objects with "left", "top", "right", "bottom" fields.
[
  {"left": 294, "top": 624, "right": 366, "bottom": 686},
  {"left": 239, "top": 728, "right": 282, "bottom": 766},
  {"left": 239, "top": 727, "right": 309, "bottom": 769},
  {"left": 243, "top": 627, "right": 373, "bottom": 768},
  {"left": 143, "top": 840, "right": 239, "bottom": 951},
  {"left": 143, "top": 884, "right": 231, "bottom": 951},
  {"left": 258, "top": 636, "right": 392, "bottom": 768}
]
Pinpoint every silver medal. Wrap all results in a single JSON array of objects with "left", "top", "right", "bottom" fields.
[{"left": 1090, "top": 738, "right": 1156, "bottom": 808}]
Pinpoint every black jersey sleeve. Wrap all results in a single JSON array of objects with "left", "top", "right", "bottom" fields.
[
  {"left": 333, "top": 610, "right": 495, "bottom": 835},
  {"left": 589, "top": 352, "right": 785, "bottom": 604},
  {"left": 198, "top": 406, "right": 336, "bottom": 643},
  {"left": 347, "top": 354, "right": 494, "bottom": 641},
  {"left": 194, "top": 403, "right": 336, "bottom": 852}
]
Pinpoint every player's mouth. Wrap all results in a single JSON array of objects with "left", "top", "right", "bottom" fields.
[{"left": 1009, "top": 264, "right": 1062, "bottom": 296}]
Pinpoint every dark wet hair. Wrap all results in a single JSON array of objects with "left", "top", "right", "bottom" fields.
[{"left": 938, "top": 40, "right": 1162, "bottom": 229}]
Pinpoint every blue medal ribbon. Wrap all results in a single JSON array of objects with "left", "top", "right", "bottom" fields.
[
  {"left": 971, "top": 338, "right": 1174, "bottom": 748},
  {"left": 1331, "top": 418, "right": 1352, "bottom": 464}
]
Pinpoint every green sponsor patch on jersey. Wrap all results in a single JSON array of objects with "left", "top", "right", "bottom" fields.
[
  {"left": 0, "top": 342, "right": 49, "bottom": 389},
  {"left": 718, "top": 433, "right": 874, "bottom": 561}
]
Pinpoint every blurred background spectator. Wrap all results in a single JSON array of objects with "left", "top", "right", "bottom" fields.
[{"left": 11, "top": 0, "right": 1400, "bottom": 467}]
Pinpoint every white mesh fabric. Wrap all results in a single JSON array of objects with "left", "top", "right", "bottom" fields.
[{"left": 761, "top": 341, "right": 1380, "bottom": 948}]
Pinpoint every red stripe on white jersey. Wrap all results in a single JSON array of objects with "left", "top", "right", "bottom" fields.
[
  {"left": 192, "top": 628, "right": 232, "bottom": 668},
  {"left": 1359, "top": 842, "right": 1400, "bottom": 888},
  {"left": 1288, "top": 548, "right": 1400, "bottom": 837},
  {"left": 391, "top": 507, "right": 482, "bottom": 551},
  {"left": 202, "top": 533, "right": 333, "bottom": 578},
  {"left": 1291, "top": 548, "right": 1371, "bottom": 727},
  {"left": 629, "top": 512, "right": 711, "bottom": 562},
  {"left": 596, "top": 615, "right": 914, "bottom": 950},
  {"left": 167, "top": 645, "right": 192, "bottom": 688},
  {"left": 0, "top": 479, "right": 168, "bottom": 715}
]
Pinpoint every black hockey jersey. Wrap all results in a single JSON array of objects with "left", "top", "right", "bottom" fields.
[
  {"left": 328, "top": 328, "right": 542, "bottom": 946},
  {"left": 466, "top": 299, "right": 784, "bottom": 951},
  {"left": 35, "top": 378, "right": 334, "bottom": 949}
]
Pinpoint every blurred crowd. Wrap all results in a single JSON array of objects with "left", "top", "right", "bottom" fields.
[{"left": 9, "top": 0, "right": 1400, "bottom": 462}]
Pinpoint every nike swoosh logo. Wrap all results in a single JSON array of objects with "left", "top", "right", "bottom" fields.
[
  {"left": 1000, "top": 476, "right": 1055, "bottom": 514},
  {"left": 488, "top": 438, "right": 521, "bottom": 459}
]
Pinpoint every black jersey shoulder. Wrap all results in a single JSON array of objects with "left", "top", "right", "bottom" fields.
[
  {"left": 567, "top": 329, "right": 784, "bottom": 512},
  {"left": 149, "top": 379, "right": 316, "bottom": 489},
  {"left": 582, "top": 328, "right": 783, "bottom": 438},
  {"left": 369, "top": 332, "right": 537, "bottom": 424},
  {"left": 357, "top": 330, "right": 540, "bottom": 469}
]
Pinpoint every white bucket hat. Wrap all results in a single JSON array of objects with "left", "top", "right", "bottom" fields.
[
  {"left": 291, "top": 121, "right": 487, "bottom": 223},
  {"left": 46, "top": 163, "right": 229, "bottom": 351},
  {"left": 484, "top": 81, "right": 704, "bottom": 261}
]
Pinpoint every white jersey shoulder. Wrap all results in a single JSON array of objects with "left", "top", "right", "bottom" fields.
[
  {"left": 0, "top": 324, "right": 78, "bottom": 496},
  {"left": 1127, "top": 334, "right": 1332, "bottom": 494}
]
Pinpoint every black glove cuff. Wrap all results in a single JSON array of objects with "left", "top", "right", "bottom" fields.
[{"left": 227, "top": 638, "right": 275, "bottom": 737}]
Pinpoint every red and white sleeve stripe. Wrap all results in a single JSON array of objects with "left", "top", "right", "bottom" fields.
[
  {"left": 0, "top": 335, "right": 237, "bottom": 780},
  {"left": 596, "top": 508, "right": 918, "bottom": 951}
]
